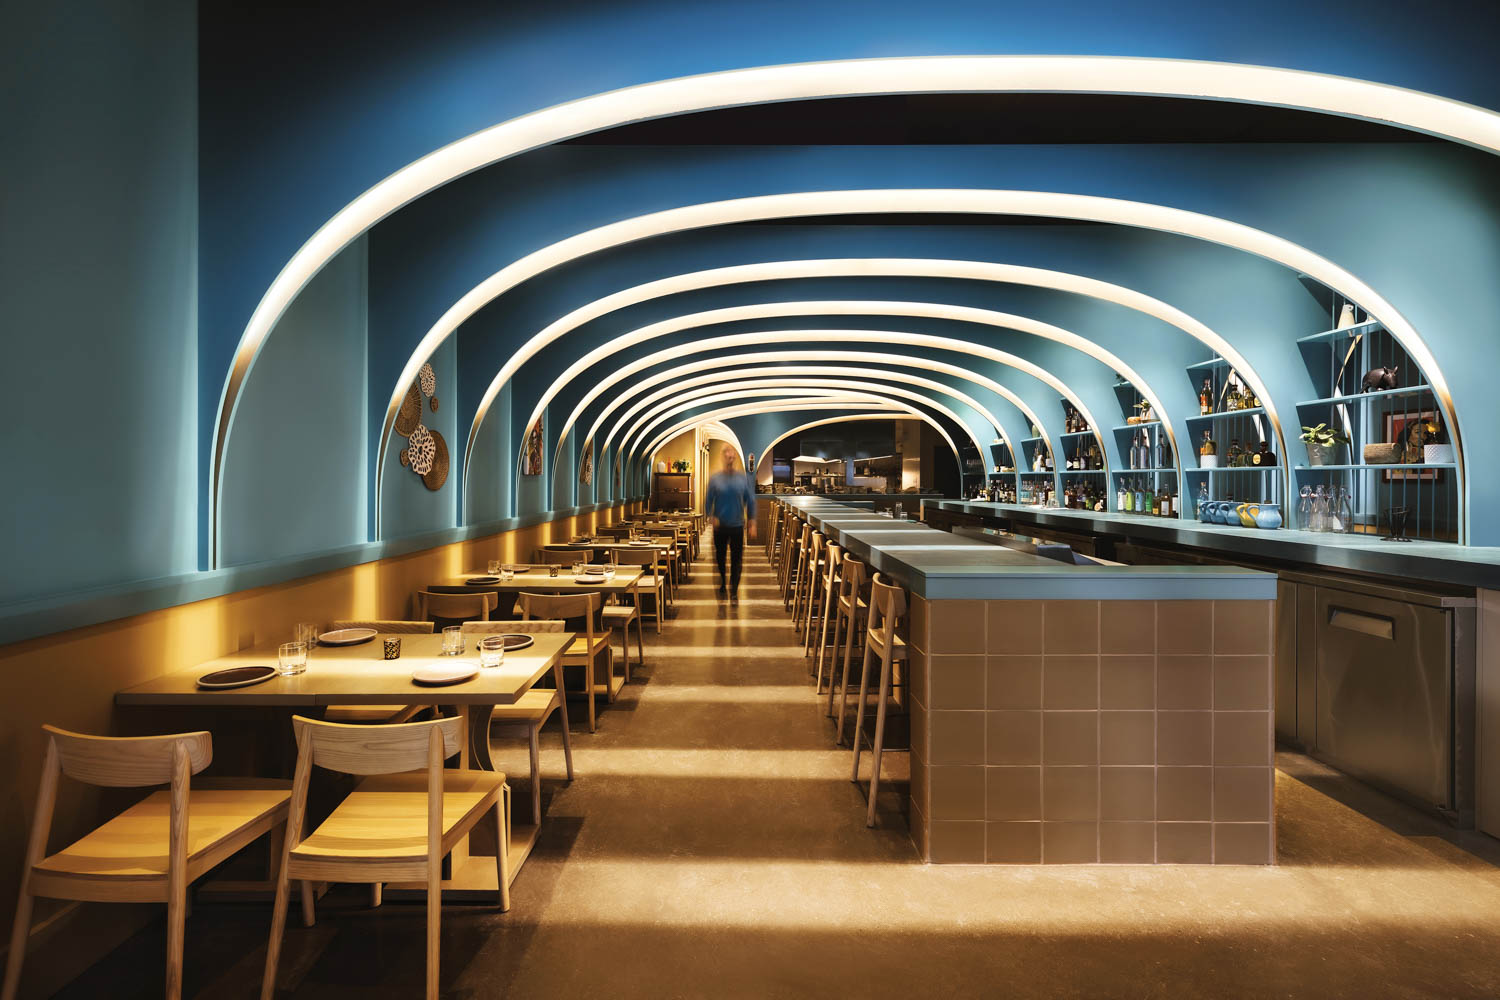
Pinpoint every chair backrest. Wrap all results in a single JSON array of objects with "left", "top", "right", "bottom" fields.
[
  {"left": 519, "top": 591, "right": 599, "bottom": 640},
  {"left": 331, "top": 619, "right": 434, "bottom": 634},
  {"left": 537, "top": 548, "right": 585, "bottom": 565},
  {"left": 462, "top": 619, "right": 565, "bottom": 634},
  {"left": 42, "top": 725, "right": 211, "bottom": 787},
  {"left": 417, "top": 590, "right": 496, "bottom": 622},
  {"left": 867, "top": 573, "right": 907, "bottom": 646},
  {"left": 292, "top": 715, "right": 462, "bottom": 776}
]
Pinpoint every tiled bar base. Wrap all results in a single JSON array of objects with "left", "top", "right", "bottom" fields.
[{"left": 909, "top": 596, "right": 1275, "bottom": 865}]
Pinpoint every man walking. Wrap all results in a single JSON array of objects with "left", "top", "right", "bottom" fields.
[{"left": 705, "top": 445, "right": 757, "bottom": 602}]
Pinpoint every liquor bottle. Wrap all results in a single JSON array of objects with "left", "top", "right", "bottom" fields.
[{"left": 1199, "top": 378, "right": 1213, "bottom": 416}]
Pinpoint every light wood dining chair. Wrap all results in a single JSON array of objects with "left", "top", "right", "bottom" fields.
[
  {"left": 462, "top": 621, "right": 574, "bottom": 823},
  {"left": 826, "top": 555, "right": 870, "bottom": 735},
  {"left": 809, "top": 543, "right": 843, "bottom": 668},
  {"left": 325, "top": 619, "right": 434, "bottom": 725},
  {"left": 261, "top": 716, "right": 507, "bottom": 1000},
  {"left": 518, "top": 592, "right": 613, "bottom": 733},
  {"left": 850, "top": 573, "right": 909, "bottom": 828},
  {"left": 5, "top": 727, "right": 290, "bottom": 1000},
  {"left": 416, "top": 590, "right": 497, "bottom": 625},
  {"left": 613, "top": 547, "right": 666, "bottom": 634}
]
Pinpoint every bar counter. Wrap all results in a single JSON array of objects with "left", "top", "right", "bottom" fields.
[{"left": 779, "top": 497, "right": 1278, "bottom": 866}]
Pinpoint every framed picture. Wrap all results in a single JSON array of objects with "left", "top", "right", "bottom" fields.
[
  {"left": 1383, "top": 409, "right": 1442, "bottom": 481},
  {"left": 578, "top": 438, "right": 594, "bottom": 485},
  {"left": 522, "top": 418, "right": 544, "bottom": 476}
]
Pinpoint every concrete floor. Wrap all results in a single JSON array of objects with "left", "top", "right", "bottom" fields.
[{"left": 56, "top": 541, "right": 1500, "bottom": 998}]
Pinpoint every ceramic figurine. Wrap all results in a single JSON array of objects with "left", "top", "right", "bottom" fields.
[{"left": 1362, "top": 365, "right": 1399, "bottom": 392}]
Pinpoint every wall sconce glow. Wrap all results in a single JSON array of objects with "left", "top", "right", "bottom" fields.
[{"left": 213, "top": 55, "right": 1495, "bottom": 555}]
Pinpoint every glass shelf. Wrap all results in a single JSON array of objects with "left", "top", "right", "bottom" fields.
[
  {"left": 1296, "top": 319, "right": 1382, "bottom": 345},
  {"left": 1186, "top": 407, "right": 1267, "bottom": 423},
  {"left": 1294, "top": 385, "right": 1433, "bottom": 407}
]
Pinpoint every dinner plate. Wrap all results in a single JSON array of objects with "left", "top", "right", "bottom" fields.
[
  {"left": 464, "top": 576, "right": 500, "bottom": 586},
  {"left": 197, "top": 665, "right": 277, "bottom": 689},
  {"left": 317, "top": 627, "right": 378, "bottom": 646},
  {"left": 411, "top": 664, "right": 479, "bottom": 686}
]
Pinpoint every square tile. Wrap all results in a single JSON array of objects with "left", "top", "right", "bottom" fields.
[
  {"left": 986, "top": 710, "right": 1041, "bottom": 765},
  {"left": 987, "top": 601, "right": 1044, "bottom": 654},
  {"left": 1214, "top": 712, "right": 1272, "bottom": 766},
  {"left": 1157, "top": 602, "right": 1213, "bottom": 654},
  {"left": 1158, "top": 822, "right": 1212, "bottom": 864},
  {"left": 1100, "top": 601, "right": 1156, "bottom": 654},
  {"left": 1043, "top": 601, "right": 1100, "bottom": 654},
  {"left": 1043, "top": 655, "right": 1099, "bottom": 710},
  {"left": 929, "top": 821, "right": 986, "bottom": 863},
  {"left": 986, "top": 821, "right": 1042, "bottom": 863},
  {"left": 929, "top": 655, "right": 986, "bottom": 710},
  {"left": 1213, "top": 656, "right": 1272, "bottom": 711},
  {"left": 1100, "top": 766, "right": 1155, "bottom": 821},
  {"left": 1157, "top": 655, "right": 1213, "bottom": 709},
  {"left": 1158, "top": 766, "right": 1213, "bottom": 822},
  {"left": 1214, "top": 823, "right": 1273, "bottom": 865},
  {"left": 1214, "top": 600, "right": 1271, "bottom": 655},
  {"left": 987, "top": 655, "right": 1043, "bottom": 709},
  {"left": 1042, "top": 765, "right": 1099, "bottom": 821},
  {"left": 928, "top": 765, "right": 986, "bottom": 820},
  {"left": 1213, "top": 766, "right": 1273, "bottom": 823},
  {"left": 929, "top": 600, "right": 986, "bottom": 655},
  {"left": 1042, "top": 711, "right": 1098, "bottom": 765},
  {"left": 1100, "top": 821, "right": 1156, "bottom": 863},
  {"left": 986, "top": 766, "right": 1041, "bottom": 821},
  {"left": 929, "top": 710, "right": 986, "bottom": 765},
  {"left": 910, "top": 595, "right": 930, "bottom": 654},
  {"left": 1157, "top": 711, "right": 1212, "bottom": 766},
  {"left": 1100, "top": 655, "right": 1156, "bottom": 710},
  {"left": 1100, "top": 711, "right": 1155, "bottom": 765},
  {"left": 1042, "top": 821, "right": 1099, "bottom": 863}
]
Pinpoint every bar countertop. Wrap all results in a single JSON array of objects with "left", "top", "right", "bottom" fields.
[
  {"left": 931, "top": 500, "right": 1500, "bottom": 592},
  {"left": 781, "top": 497, "right": 1275, "bottom": 601}
]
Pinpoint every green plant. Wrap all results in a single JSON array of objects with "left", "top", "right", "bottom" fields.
[{"left": 1299, "top": 423, "right": 1349, "bottom": 447}]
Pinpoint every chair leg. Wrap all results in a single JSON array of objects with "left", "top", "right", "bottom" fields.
[
  {"left": 528, "top": 727, "right": 542, "bottom": 824},
  {"left": 866, "top": 651, "right": 896, "bottom": 828},
  {"left": 850, "top": 642, "right": 876, "bottom": 782},
  {"left": 260, "top": 866, "right": 293, "bottom": 1000},
  {"left": 426, "top": 860, "right": 441, "bottom": 1000},
  {"left": 2, "top": 884, "right": 33, "bottom": 1000}
]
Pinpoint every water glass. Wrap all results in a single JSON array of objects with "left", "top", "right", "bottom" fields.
[
  {"left": 277, "top": 641, "right": 307, "bottom": 676},
  {"left": 441, "top": 625, "right": 464, "bottom": 656},
  {"left": 295, "top": 622, "right": 319, "bottom": 652},
  {"left": 487, "top": 559, "right": 501, "bottom": 575},
  {"left": 478, "top": 635, "right": 505, "bottom": 669}
]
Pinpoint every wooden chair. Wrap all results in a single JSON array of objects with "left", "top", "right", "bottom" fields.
[
  {"left": 261, "top": 716, "right": 507, "bottom": 1000},
  {"left": 325, "top": 620, "right": 434, "bottom": 724},
  {"left": 826, "top": 555, "right": 870, "bottom": 735},
  {"left": 462, "top": 621, "right": 574, "bottom": 823},
  {"left": 416, "top": 590, "right": 497, "bottom": 625},
  {"left": 850, "top": 574, "right": 909, "bottom": 828},
  {"left": 5, "top": 727, "right": 290, "bottom": 1000},
  {"left": 809, "top": 543, "right": 843, "bottom": 667},
  {"left": 518, "top": 592, "right": 614, "bottom": 733},
  {"left": 613, "top": 547, "right": 666, "bottom": 635}
]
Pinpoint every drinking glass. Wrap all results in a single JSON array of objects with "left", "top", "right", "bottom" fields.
[
  {"left": 478, "top": 635, "right": 505, "bottom": 669},
  {"left": 441, "top": 626, "right": 464, "bottom": 656},
  {"left": 487, "top": 559, "right": 501, "bottom": 575},
  {"left": 295, "top": 622, "right": 319, "bottom": 652},
  {"left": 277, "top": 641, "right": 307, "bottom": 676}
]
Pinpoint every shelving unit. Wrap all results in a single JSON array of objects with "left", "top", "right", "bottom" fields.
[
  {"left": 1110, "top": 377, "right": 1178, "bottom": 516},
  {"left": 1292, "top": 297, "right": 1458, "bottom": 541}
]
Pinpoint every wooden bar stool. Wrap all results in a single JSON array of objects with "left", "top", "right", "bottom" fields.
[
  {"left": 260, "top": 716, "right": 508, "bottom": 1000},
  {"left": 826, "top": 555, "right": 869, "bottom": 736},
  {"left": 462, "top": 620, "right": 574, "bottom": 823},
  {"left": 809, "top": 543, "right": 843, "bottom": 669},
  {"left": 850, "top": 573, "right": 909, "bottom": 827},
  {"left": 4, "top": 726, "right": 290, "bottom": 1000}
]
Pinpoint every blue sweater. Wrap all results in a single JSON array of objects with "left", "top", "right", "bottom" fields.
[{"left": 705, "top": 470, "right": 756, "bottom": 528}]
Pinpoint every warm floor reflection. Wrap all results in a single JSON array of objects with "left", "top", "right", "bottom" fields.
[{"left": 55, "top": 544, "right": 1500, "bottom": 998}]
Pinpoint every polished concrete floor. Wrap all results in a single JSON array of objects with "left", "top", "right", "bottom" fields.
[{"left": 55, "top": 540, "right": 1500, "bottom": 998}]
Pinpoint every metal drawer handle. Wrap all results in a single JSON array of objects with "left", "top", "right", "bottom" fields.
[{"left": 1328, "top": 606, "right": 1395, "bottom": 641}]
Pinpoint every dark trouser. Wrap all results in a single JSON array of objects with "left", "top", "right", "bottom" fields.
[{"left": 714, "top": 524, "right": 744, "bottom": 593}]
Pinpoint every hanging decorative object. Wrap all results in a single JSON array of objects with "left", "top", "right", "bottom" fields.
[
  {"left": 419, "top": 362, "right": 437, "bottom": 397},
  {"left": 579, "top": 438, "right": 594, "bottom": 485},
  {"left": 422, "top": 428, "right": 449, "bottom": 490},
  {"left": 407, "top": 424, "right": 435, "bottom": 475},
  {"left": 395, "top": 382, "right": 423, "bottom": 437},
  {"left": 522, "top": 417, "right": 544, "bottom": 476}
]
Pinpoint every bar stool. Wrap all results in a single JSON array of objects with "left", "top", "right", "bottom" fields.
[
  {"left": 850, "top": 573, "right": 909, "bottom": 827},
  {"left": 809, "top": 542, "right": 844, "bottom": 670},
  {"left": 826, "top": 555, "right": 869, "bottom": 735}
]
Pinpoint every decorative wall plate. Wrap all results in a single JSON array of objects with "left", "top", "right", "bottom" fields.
[
  {"left": 423, "top": 428, "right": 449, "bottom": 490},
  {"left": 419, "top": 362, "right": 437, "bottom": 397},
  {"left": 407, "top": 424, "right": 435, "bottom": 474},
  {"left": 395, "top": 382, "right": 422, "bottom": 437}
]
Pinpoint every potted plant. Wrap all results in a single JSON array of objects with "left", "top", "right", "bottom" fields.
[{"left": 1300, "top": 423, "right": 1349, "bottom": 466}]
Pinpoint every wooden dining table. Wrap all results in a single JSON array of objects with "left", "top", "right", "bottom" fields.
[{"left": 115, "top": 631, "right": 572, "bottom": 900}]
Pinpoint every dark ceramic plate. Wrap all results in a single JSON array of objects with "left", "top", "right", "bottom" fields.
[{"left": 197, "top": 665, "right": 277, "bottom": 689}]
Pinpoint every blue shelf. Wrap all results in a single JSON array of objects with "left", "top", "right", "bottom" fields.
[{"left": 1295, "top": 385, "right": 1433, "bottom": 407}]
